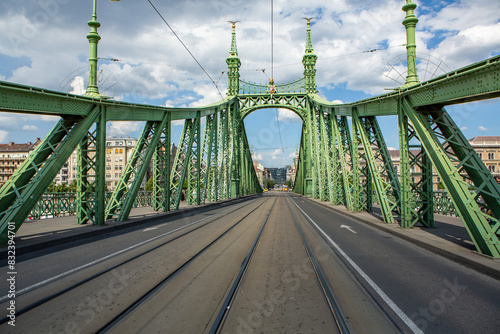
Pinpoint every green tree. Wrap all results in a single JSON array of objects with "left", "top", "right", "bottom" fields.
[
  {"left": 68, "top": 179, "right": 78, "bottom": 192},
  {"left": 265, "top": 179, "right": 275, "bottom": 189},
  {"left": 145, "top": 177, "right": 154, "bottom": 192}
]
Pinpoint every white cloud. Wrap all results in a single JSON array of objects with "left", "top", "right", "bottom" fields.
[
  {"left": 0, "top": 130, "right": 7, "bottom": 142},
  {"left": 277, "top": 108, "right": 301, "bottom": 122},
  {"left": 461, "top": 126, "right": 468, "bottom": 131},
  {"left": 478, "top": 126, "right": 489, "bottom": 132},
  {"left": 69, "top": 76, "right": 85, "bottom": 96},
  {"left": 107, "top": 121, "right": 143, "bottom": 137},
  {"left": 252, "top": 153, "right": 263, "bottom": 161},
  {"left": 22, "top": 125, "right": 38, "bottom": 131}
]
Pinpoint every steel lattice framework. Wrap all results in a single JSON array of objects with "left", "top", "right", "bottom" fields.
[{"left": 0, "top": 1, "right": 499, "bottom": 257}]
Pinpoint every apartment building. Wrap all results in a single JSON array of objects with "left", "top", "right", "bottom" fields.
[
  {"left": 0, "top": 139, "right": 41, "bottom": 188},
  {"left": 67, "top": 137, "right": 138, "bottom": 189}
]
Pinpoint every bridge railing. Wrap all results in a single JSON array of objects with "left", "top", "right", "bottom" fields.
[
  {"left": 371, "top": 190, "right": 457, "bottom": 217},
  {"left": 27, "top": 191, "right": 153, "bottom": 221}
]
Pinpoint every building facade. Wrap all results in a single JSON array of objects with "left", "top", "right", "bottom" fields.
[{"left": 0, "top": 139, "right": 41, "bottom": 188}]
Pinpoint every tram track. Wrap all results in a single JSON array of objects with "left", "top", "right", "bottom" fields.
[
  {"left": 211, "top": 193, "right": 351, "bottom": 334},
  {"left": 0, "top": 196, "right": 268, "bottom": 330},
  {"left": 1, "top": 194, "right": 401, "bottom": 333}
]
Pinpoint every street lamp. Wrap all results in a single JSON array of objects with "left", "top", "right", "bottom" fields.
[{"left": 85, "top": 0, "right": 121, "bottom": 98}]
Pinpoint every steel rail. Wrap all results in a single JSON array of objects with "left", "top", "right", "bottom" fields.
[
  {"left": 208, "top": 196, "right": 277, "bottom": 334},
  {"left": 0, "top": 197, "right": 263, "bottom": 325},
  {"left": 96, "top": 196, "right": 274, "bottom": 333},
  {"left": 285, "top": 195, "right": 351, "bottom": 334}
]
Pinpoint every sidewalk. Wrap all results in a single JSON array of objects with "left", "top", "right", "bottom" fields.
[
  {"left": 308, "top": 198, "right": 500, "bottom": 280},
  {"left": 1, "top": 196, "right": 257, "bottom": 256}
]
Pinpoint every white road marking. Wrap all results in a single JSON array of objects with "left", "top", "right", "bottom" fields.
[
  {"left": 143, "top": 223, "right": 169, "bottom": 232},
  {"left": 340, "top": 224, "right": 357, "bottom": 234},
  {"left": 290, "top": 197, "right": 424, "bottom": 334},
  {"left": 0, "top": 206, "right": 235, "bottom": 303}
]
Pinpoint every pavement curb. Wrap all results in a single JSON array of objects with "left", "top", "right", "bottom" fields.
[
  {"left": 0, "top": 195, "right": 259, "bottom": 258},
  {"left": 301, "top": 195, "right": 500, "bottom": 281}
]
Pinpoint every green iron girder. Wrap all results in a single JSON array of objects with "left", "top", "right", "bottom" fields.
[
  {"left": 105, "top": 117, "right": 169, "bottom": 221},
  {"left": 353, "top": 111, "right": 396, "bottom": 224},
  {"left": 0, "top": 107, "right": 101, "bottom": 244},
  {"left": 402, "top": 97, "right": 500, "bottom": 257},
  {"left": 187, "top": 111, "right": 202, "bottom": 205},
  {"left": 239, "top": 93, "right": 308, "bottom": 120},
  {"left": 152, "top": 114, "right": 171, "bottom": 212},
  {"left": 307, "top": 55, "right": 500, "bottom": 117},
  {"left": 170, "top": 117, "right": 201, "bottom": 210},
  {"left": 201, "top": 113, "right": 219, "bottom": 203}
]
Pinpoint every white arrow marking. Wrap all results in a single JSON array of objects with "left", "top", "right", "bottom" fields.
[{"left": 340, "top": 224, "right": 357, "bottom": 234}]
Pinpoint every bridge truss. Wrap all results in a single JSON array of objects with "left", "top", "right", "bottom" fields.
[{"left": 0, "top": 1, "right": 499, "bottom": 257}]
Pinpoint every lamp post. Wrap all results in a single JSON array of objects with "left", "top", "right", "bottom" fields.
[{"left": 85, "top": 0, "right": 120, "bottom": 98}]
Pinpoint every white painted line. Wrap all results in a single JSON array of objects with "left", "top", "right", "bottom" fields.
[
  {"left": 143, "top": 223, "right": 169, "bottom": 232},
  {"left": 0, "top": 205, "right": 236, "bottom": 303},
  {"left": 290, "top": 197, "right": 424, "bottom": 334}
]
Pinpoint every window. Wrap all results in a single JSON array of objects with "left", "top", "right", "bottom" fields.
[
  {"left": 115, "top": 165, "right": 118, "bottom": 170},
  {"left": 478, "top": 152, "right": 483, "bottom": 159},
  {"left": 119, "top": 165, "right": 122, "bottom": 170},
  {"left": 106, "top": 150, "right": 111, "bottom": 154},
  {"left": 115, "top": 173, "right": 119, "bottom": 178},
  {"left": 115, "top": 149, "right": 119, "bottom": 154},
  {"left": 119, "top": 149, "right": 123, "bottom": 154},
  {"left": 488, "top": 153, "right": 495, "bottom": 160}
]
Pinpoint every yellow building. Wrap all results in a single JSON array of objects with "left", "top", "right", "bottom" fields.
[{"left": 67, "top": 137, "right": 138, "bottom": 190}]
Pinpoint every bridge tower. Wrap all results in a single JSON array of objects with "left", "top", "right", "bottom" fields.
[{"left": 226, "top": 21, "right": 241, "bottom": 96}]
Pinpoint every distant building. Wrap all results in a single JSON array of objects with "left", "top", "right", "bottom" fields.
[
  {"left": 0, "top": 139, "right": 41, "bottom": 188},
  {"left": 469, "top": 136, "right": 500, "bottom": 177}
]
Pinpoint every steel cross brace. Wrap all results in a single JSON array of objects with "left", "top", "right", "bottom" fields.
[
  {"left": 402, "top": 98, "right": 500, "bottom": 257},
  {"left": 0, "top": 106, "right": 101, "bottom": 243}
]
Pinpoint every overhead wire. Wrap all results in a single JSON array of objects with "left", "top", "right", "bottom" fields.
[{"left": 146, "top": 0, "right": 225, "bottom": 101}]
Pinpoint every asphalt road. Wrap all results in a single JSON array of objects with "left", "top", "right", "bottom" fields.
[{"left": 0, "top": 193, "right": 498, "bottom": 333}]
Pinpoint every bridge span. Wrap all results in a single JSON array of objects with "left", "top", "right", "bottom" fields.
[{"left": 1, "top": 193, "right": 499, "bottom": 333}]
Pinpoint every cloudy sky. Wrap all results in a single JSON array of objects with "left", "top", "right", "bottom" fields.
[{"left": 0, "top": 0, "right": 499, "bottom": 167}]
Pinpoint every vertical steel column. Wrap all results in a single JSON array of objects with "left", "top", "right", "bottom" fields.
[
  {"left": 369, "top": 116, "right": 401, "bottom": 216},
  {"left": 201, "top": 113, "right": 218, "bottom": 203},
  {"left": 170, "top": 118, "right": 198, "bottom": 210},
  {"left": 152, "top": 113, "right": 171, "bottom": 211},
  {"left": 399, "top": 100, "right": 434, "bottom": 228},
  {"left": 230, "top": 103, "right": 240, "bottom": 198},
  {"left": 353, "top": 110, "right": 372, "bottom": 212},
  {"left": 354, "top": 111, "right": 396, "bottom": 224},
  {"left": 332, "top": 116, "right": 352, "bottom": 209},
  {"left": 95, "top": 107, "right": 106, "bottom": 225},
  {"left": 187, "top": 111, "right": 202, "bottom": 205}
]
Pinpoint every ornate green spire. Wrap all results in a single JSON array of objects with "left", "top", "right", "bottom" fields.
[
  {"left": 305, "top": 18, "right": 314, "bottom": 54},
  {"left": 85, "top": 0, "right": 102, "bottom": 98},
  {"left": 302, "top": 18, "right": 317, "bottom": 94},
  {"left": 402, "top": 0, "right": 420, "bottom": 87},
  {"left": 226, "top": 21, "right": 241, "bottom": 96}
]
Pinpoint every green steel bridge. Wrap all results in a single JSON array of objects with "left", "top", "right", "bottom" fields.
[{"left": 1, "top": 0, "right": 499, "bottom": 258}]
